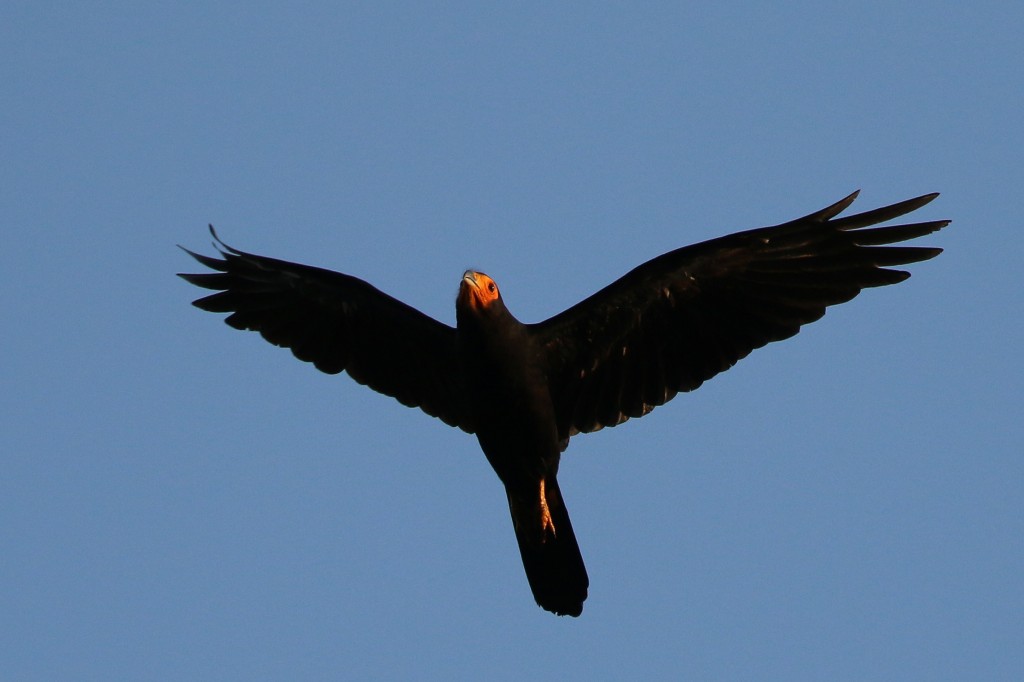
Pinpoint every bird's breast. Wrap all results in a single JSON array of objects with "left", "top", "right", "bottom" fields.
[{"left": 459, "top": 336, "right": 561, "bottom": 490}]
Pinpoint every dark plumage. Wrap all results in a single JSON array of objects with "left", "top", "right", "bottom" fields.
[{"left": 179, "top": 191, "right": 947, "bottom": 617}]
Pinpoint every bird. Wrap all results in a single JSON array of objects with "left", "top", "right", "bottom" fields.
[{"left": 179, "top": 191, "right": 947, "bottom": 617}]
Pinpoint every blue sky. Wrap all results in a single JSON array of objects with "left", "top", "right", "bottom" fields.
[{"left": 2, "top": 2, "right": 1021, "bottom": 680}]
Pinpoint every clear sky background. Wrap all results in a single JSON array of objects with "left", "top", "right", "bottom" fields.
[{"left": 2, "top": 3, "right": 1021, "bottom": 680}]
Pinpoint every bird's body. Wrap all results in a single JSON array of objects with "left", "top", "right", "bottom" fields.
[
  {"left": 457, "top": 271, "right": 588, "bottom": 615},
  {"left": 180, "top": 191, "right": 947, "bottom": 617}
]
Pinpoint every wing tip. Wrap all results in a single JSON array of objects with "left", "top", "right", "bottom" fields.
[
  {"left": 896, "top": 191, "right": 942, "bottom": 214},
  {"left": 207, "top": 224, "right": 243, "bottom": 256},
  {"left": 178, "top": 226, "right": 247, "bottom": 279},
  {"left": 177, "top": 242, "right": 229, "bottom": 274},
  {"left": 831, "top": 191, "right": 947, "bottom": 232},
  {"left": 812, "top": 190, "right": 861, "bottom": 222}
]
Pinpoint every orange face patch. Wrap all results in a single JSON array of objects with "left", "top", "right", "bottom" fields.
[{"left": 460, "top": 271, "right": 500, "bottom": 311}]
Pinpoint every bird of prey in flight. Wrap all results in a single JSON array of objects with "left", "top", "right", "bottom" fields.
[{"left": 180, "top": 191, "right": 946, "bottom": 617}]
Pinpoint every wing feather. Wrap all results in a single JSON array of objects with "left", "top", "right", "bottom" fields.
[
  {"left": 530, "top": 193, "right": 947, "bottom": 441},
  {"left": 179, "top": 228, "right": 473, "bottom": 432}
]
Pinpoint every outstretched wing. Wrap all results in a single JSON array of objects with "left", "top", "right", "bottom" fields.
[
  {"left": 530, "top": 192, "right": 947, "bottom": 441},
  {"left": 179, "top": 229, "right": 474, "bottom": 432}
]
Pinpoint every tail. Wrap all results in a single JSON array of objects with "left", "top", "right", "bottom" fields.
[{"left": 507, "top": 475, "right": 589, "bottom": 617}]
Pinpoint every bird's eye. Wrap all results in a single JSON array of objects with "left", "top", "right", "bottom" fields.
[{"left": 488, "top": 282, "right": 496, "bottom": 294}]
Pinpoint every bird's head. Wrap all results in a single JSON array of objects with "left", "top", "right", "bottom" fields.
[{"left": 457, "top": 270, "right": 501, "bottom": 315}]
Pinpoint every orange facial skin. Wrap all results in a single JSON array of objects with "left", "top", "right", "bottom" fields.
[{"left": 459, "top": 270, "right": 501, "bottom": 312}]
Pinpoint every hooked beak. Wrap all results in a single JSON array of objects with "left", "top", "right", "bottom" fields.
[{"left": 458, "top": 271, "right": 478, "bottom": 309}]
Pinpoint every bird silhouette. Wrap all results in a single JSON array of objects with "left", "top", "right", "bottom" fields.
[{"left": 180, "top": 191, "right": 946, "bottom": 616}]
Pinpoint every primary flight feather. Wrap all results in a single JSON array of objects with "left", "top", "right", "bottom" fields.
[{"left": 180, "top": 191, "right": 947, "bottom": 617}]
